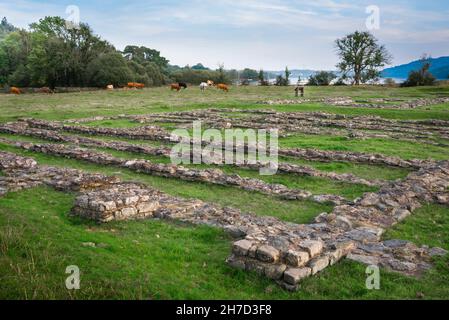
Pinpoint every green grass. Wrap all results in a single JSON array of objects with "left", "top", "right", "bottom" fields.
[
  {"left": 384, "top": 203, "right": 449, "bottom": 249},
  {"left": 1, "top": 187, "right": 449, "bottom": 300},
  {"left": 0, "top": 85, "right": 448, "bottom": 123},
  {"left": 281, "top": 156, "right": 411, "bottom": 181},
  {"left": 1, "top": 85, "right": 448, "bottom": 300},
  {"left": 81, "top": 119, "right": 143, "bottom": 128},
  {"left": 0, "top": 142, "right": 331, "bottom": 224},
  {"left": 280, "top": 134, "right": 449, "bottom": 160},
  {"left": 0, "top": 134, "right": 379, "bottom": 200}
]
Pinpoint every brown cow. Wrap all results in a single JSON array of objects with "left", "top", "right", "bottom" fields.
[
  {"left": 127, "top": 82, "right": 145, "bottom": 89},
  {"left": 10, "top": 87, "right": 21, "bottom": 95},
  {"left": 217, "top": 84, "right": 229, "bottom": 92},
  {"left": 170, "top": 83, "right": 181, "bottom": 91}
]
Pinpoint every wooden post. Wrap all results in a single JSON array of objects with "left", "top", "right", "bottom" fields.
[{"left": 295, "top": 86, "right": 304, "bottom": 97}]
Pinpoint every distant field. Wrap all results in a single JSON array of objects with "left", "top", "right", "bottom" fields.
[
  {"left": 1, "top": 84, "right": 449, "bottom": 122},
  {"left": 1, "top": 85, "right": 449, "bottom": 300}
]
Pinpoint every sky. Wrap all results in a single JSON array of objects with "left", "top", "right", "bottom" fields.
[{"left": 1, "top": 0, "right": 448, "bottom": 70}]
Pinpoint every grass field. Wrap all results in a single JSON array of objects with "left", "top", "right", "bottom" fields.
[{"left": 1, "top": 85, "right": 449, "bottom": 300}]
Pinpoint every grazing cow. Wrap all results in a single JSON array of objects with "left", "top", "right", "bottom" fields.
[
  {"left": 106, "top": 84, "right": 114, "bottom": 90},
  {"left": 38, "top": 87, "right": 53, "bottom": 94},
  {"left": 10, "top": 87, "right": 21, "bottom": 95},
  {"left": 217, "top": 84, "right": 229, "bottom": 92},
  {"left": 178, "top": 82, "right": 188, "bottom": 89},
  {"left": 207, "top": 80, "right": 215, "bottom": 86},
  {"left": 127, "top": 82, "right": 145, "bottom": 89},
  {"left": 200, "top": 82, "right": 208, "bottom": 91},
  {"left": 171, "top": 83, "right": 181, "bottom": 91}
]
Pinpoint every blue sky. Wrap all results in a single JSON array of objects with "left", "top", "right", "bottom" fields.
[{"left": 1, "top": 0, "right": 448, "bottom": 70}]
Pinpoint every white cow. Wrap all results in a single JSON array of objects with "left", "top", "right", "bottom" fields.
[{"left": 200, "top": 82, "right": 208, "bottom": 91}]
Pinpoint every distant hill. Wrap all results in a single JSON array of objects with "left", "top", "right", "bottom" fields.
[{"left": 382, "top": 56, "right": 449, "bottom": 80}]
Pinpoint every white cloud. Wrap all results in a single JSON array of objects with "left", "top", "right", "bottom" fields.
[{"left": 0, "top": 0, "right": 448, "bottom": 70}]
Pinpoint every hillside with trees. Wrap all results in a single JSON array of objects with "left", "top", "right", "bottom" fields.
[
  {"left": 0, "top": 16, "right": 236, "bottom": 88},
  {"left": 0, "top": 16, "right": 174, "bottom": 88},
  {"left": 382, "top": 56, "right": 449, "bottom": 80}
]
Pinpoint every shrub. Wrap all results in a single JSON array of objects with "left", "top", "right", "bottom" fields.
[
  {"left": 402, "top": 62, "right": 436, "bottom": 87},
  {"left": 384, "top": 78, "right": 396, "bottom": 87}
]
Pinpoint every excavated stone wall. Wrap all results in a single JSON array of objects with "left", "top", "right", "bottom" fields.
[
  {"left": 227, "top": 160, "right": 449, "bottom": 290},
  {"left": 3, "top": 118, "right": 442, "bottom": 168},
  {"left": 1, "top": 150, "right": 447, "bottom": 291},
  {"left": 107, "top": 109, "right": 449, "bottom": 146},
  {"left": 259, "top": 97, "right": 449, "bottom": 109},
  {"left": 0, "top": 121, "right": 386, "bottom": 187},
  {"left": 0, "top": 151, "right": 120, "bottom": 195},
  {"left": 0, "top": 138, "right": 349, "bottom": 205}
]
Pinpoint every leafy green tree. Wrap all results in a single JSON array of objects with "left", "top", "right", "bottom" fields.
[
  {"left": 240, "top": 68, "right": 258, "bottom": 81},
  {"left": 123, "top": 45, "right": 169, "bottom": 69},
  {"left": 144, "top": 62, "right": 166, "bottom": 86},
  {"left": 402, "top": 57, "right": 436, "bottom": 87},
  {"left": 216, "top": 64, "right": 230, "bottom": 84},
  {"left": 85, "top": 52, "right": 133, "bottom": 87},
  {"left": 28, "top": 16, "right": 115, "bottom": 87},
  {"left": 308, "top": 71, "right": 337, "bottom": 86},
  {"left": 0, "top": 17, "right": 17, "bottom": 41},
  {"left": 285, "top": 66, "right": 291, "bottom": 84},
  {"left": 336, "top": 31, "right": 391, "bottom": 85},
  {"left": 191, "top": 63, "right": 209, "bottom": 70},
  {"left": 0, "top": 30, "right": 33, "bottom": 86},
  {"left": 384, "top": 78, "right": 396, "bottom": 87},
  {"left": 258, "top": 69, "right": 269, "bottom": 86},
  {"left": 258, "top": 69, "right": 265, "bottom": 82},
  {"left": 275, "top": 75, "right": 288, "bottom": 86}
]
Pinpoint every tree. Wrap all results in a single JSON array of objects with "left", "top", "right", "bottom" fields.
[
  {"left": 216, "top": 63, "right": 230, "bottom": 84},
  {"left": 402, "top": 56, "right": 436, "bottom": 87},
  {"left": 240, "top": 68, "right": 258, "bottom": 81},
  {"left": 285, "top": 66, "right": 291, "bottom": 84},
  {"left": 28, "top": 16, "right": 115, "bottom": 87},
  {"left": 335, "top": 31, "right": 391, "bottom": 85},
  {"left": 191, "top": 63, "right": 209, "bottom": 70},
  {"left": 85, "top": 52, "right": 133, "bottom": 87},
  {"left": 0, "top": 30, "right": 33, "bottom": 86},
  {"left": 275, "top": 75, "right": 288, "bottom": 86},
  {"left": 123, "top": 45, "right": 169, "bottom": 69},
  {"left": 258, "top": 70, "right": 264, "bottom": 82},
  {"left": 308, "top": 71, "right": 337, "bottom": 86},
  {"left": 258, "top": 69, "right": 269, "bottom": 86},
  {"left": 0, "top": 17, "right": 17, "bottom": 41},
  {"left": 384, "top": 78, "right": 396, "bottom": 87}
]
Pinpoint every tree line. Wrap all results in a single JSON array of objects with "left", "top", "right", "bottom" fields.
[
  {"left": 1, "top": 16, "right": 441, "bottom": 88},
  {"left": 0, "top": 16, "right": 236, "bottom": 88}
]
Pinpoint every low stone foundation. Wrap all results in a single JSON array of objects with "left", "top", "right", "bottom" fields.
[
  {"left": 0, "top": 138, "right": 350, "bottom": 205},
  {"left": 279, "top": 148, "right": 431, "bottom": 169},
  {"left": 1, "top": 150, "right": 448, "bottom": 292},
  {"left": 259, "top": 97, "right": 449, "bottom": 110},
  {"left": 123, "top": 108, "right": 449, "bottom": 146},
  {"left": 72, "top": 183, "right": 164, "bottom": 222},
  {"left": 0, "top": 121, "right": 386, "bottom": 187}
]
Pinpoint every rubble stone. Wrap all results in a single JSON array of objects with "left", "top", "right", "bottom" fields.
[{"left": 284, "top": 268, "right": 312, "bottom": 285}]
